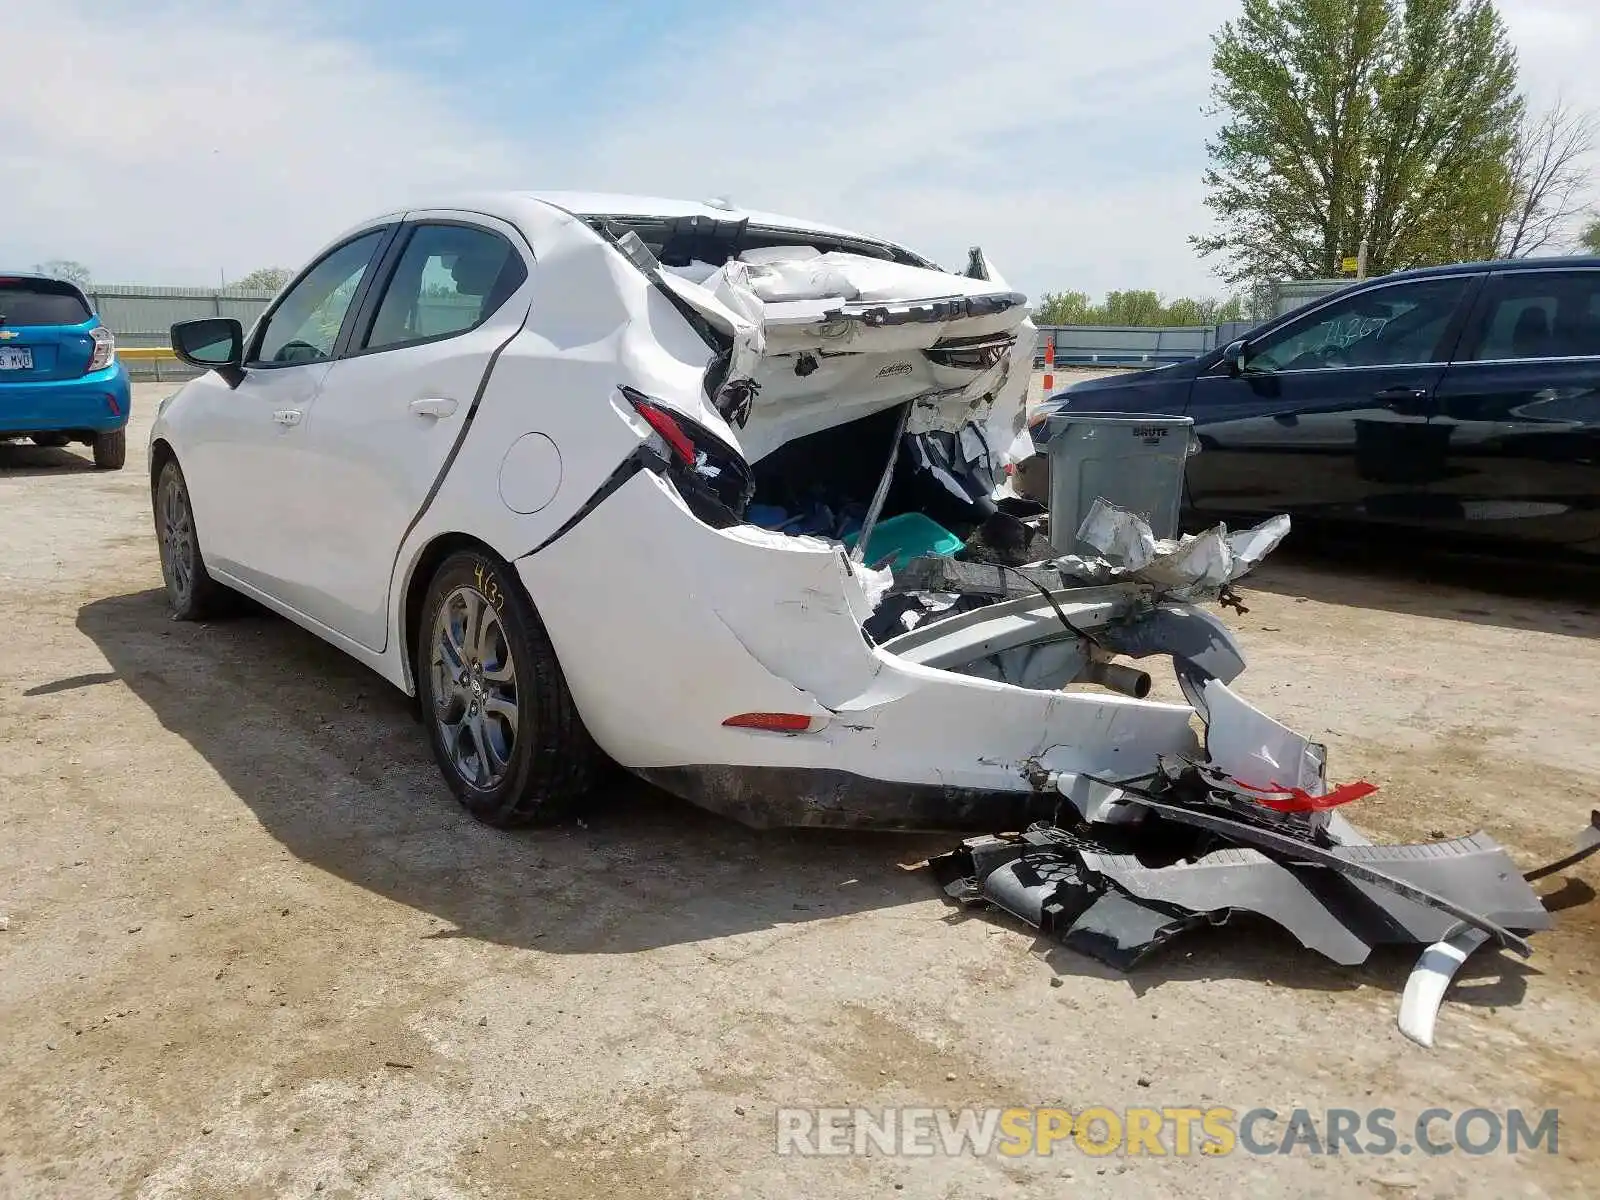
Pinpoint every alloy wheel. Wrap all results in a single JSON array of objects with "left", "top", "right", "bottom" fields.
[
  {"left": 159, "top": 473, "right": 195, "bottom": 607},
  {"left": 430, "top": 586, "right": 520, "bottom": 789}
]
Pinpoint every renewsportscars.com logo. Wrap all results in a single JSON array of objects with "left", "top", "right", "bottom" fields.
[{"left": 775, "top": 1106, "right": 1561, "bottom": 1159}]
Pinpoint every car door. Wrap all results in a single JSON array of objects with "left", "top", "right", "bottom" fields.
[
  {"left": 268, "top": 214, "right": 535, "bottom": 650},
  {"left": 1427, "top": 267, "right": 1600, "bottom": 556},
  {"left": 181, "top": 226, "right": 395, "bottom": 590},
  {"left": 1184, "top": 274, "right": 1480, "bottom": 522}
]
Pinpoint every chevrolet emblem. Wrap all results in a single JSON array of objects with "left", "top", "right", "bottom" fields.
[{"left": 0, "top": 330, "right": 17, "bottom": 340}]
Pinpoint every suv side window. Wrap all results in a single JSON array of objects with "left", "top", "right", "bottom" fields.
[
  {"left": 1466, "top": 271, "right": 1600, "bottom": 361},
  {"left": 248, "top": 230, "right": 387, "bottom": 367},
  {"left": 1245, "top": 277, "right": 1473, "bottom": 373},
  {"left": 361, "top": 224, "right": 527, "bottom": 353}
]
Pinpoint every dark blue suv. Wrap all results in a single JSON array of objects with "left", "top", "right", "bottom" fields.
[{"left": 1032, "top": 258, "right": 1600, "bottom": 558}]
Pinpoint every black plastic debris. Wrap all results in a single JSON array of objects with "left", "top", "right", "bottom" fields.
[{"left": 929, "top": 763, "right": 1558, "bottom": 979}]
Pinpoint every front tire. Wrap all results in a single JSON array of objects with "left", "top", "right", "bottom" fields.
[
  {"left": 417, "top": 550, "right": 598, "bottom": 828},
  {"left": 93, "top": 428, "right": 126, "bottom": 470},
  {"left": 154, "top": 458, "right": 230, "bottom": 620}
]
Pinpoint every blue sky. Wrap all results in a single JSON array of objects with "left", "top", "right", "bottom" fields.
[{"left": 5, "top": 1, "right": 1597, "bottom": 302}]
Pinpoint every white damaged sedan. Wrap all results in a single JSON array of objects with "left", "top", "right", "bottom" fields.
[{"left": 150, "top": 192, "right": 1290, "bottom": 831}]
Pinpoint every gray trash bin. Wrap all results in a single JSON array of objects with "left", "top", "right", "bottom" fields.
[{"left": 1043, "top": 413, "right": 1195, "bottom": 556}]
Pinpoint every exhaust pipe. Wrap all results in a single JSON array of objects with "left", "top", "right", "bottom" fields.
[{"left": 1084, "top": 660, "right": 1153, "bottom": 700}]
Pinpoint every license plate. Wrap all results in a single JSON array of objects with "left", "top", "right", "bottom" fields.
[{"left": 0, "top": 348, "right": 32, "bottom": 370}]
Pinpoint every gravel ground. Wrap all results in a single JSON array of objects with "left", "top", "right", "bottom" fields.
[{"left": 1, "top": 383, "right": 1597, "bottom": 1199}]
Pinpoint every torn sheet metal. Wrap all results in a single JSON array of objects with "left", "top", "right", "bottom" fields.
[
  {"left": 1402, "top": 811, "right": 1600, "bottom": 1048},
  {"left": 930, "top": 740, "right": 1569, "bottom": 1048},
  {"left": 1063, "top": 499, "right": 1291, "bottom": 603},
  {"left": 1078, "top": 845, "right": 1375, "bottom": 966},
  {"left": 1399, "top": 926, "right": 1492, "bottom": 1049},
  {"left": 654, "top": 245, "right": 1034, "bottom": 455},
  {"left": 1201, "top": 677, "right": 1328, "bottom": 795}
]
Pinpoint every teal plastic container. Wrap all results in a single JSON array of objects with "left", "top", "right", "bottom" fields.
[{"left": 844, "top": 512, "right": 964, "bottom": 570}]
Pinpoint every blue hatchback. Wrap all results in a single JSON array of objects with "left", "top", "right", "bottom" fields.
[{"left": 0, "top": 273, "right": 132, "bottom": 469}]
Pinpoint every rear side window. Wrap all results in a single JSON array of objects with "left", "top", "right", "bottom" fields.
[
  {"left": 1467, "top": 271, "right": 1600, "bottom": 361},
  {"left": 0, "top": 278, "right": 91, "bottom": 326},
  {"left": 362, "top": 224, "right": 526, "bottom": 352}
]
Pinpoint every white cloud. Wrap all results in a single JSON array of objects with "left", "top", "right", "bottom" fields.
[
  {"left": 1, "top": 2, "right": 531, "bottom": 284},
  {"left": 6, "top": 1, "right": 1599, "bottom": 300}
]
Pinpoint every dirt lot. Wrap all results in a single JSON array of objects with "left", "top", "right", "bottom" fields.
[{"left": 2, "top": 383, "right": 1598, "bottom": 1199}]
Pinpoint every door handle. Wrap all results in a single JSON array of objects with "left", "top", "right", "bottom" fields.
[
  {"left": 409, "top": 397, "right": 459, "bottom": 418},
  {"left": 1374, "top": 386, "right": 1432, "bottom": 416},
  {"left": 273, "top": 409, "right": 302, "bottom": 426}
]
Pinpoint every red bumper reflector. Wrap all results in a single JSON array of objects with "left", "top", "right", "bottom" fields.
[
  {"left": 106, "top": 393, "right": 121, "bottom": 416},
  {"left": 722, "top": 712, "right": 812, "bottom": 733}
]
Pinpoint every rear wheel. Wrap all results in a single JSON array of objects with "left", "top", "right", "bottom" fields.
[
  {"left": 154, "top": 458, "right": 230, "bottom": 620},
  {"left": 417, "top": 549, "right": 598, "bottom": 827},
  {"left": 93, "top": 429, "right": 126, "bottom": 470}
]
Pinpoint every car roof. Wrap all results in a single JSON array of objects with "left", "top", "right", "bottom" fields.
[
  {"left": 0, "top": 270, "right": 87, "bottom": 288},
  {"left": 393, "top": 190, "right": 905, "bottom": 251},
  {"left": 1370, "top": 254, "right": 1600, "bottom": 283}
]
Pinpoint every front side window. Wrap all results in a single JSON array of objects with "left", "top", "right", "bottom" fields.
[
  {"left": 362, "top": 224, "right": 526, "bottom": 352},
  {"left": 1245, "top": 277, "right": 1472, "bottom": 373},
  {"left": 1467, "top": 271, "right": 1600, "bottom": 361},
  {"left": 249, "top": 230, "right": 387, "bottom": 366}
]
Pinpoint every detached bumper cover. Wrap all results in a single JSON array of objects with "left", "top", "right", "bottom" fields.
[{"left": 0, "top": 363, "right": 131, "bottom": 434}]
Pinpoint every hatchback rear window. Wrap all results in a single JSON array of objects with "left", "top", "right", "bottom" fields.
[{"left": 0, "top": 278, "right": 92, "bottom": 326}]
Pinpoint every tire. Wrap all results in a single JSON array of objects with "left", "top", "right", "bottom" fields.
[
  {"left": 93, "top": 428, "right": 126, "bottom": 470},
  {"left": 153, "top": 458, "right": 230, "bottom": 620},
  {"left": 416, "top": 549, "right": 599, "bottom": 828},
  {"left": 31, "top": 433, "right": 70, "bottom": 448}
]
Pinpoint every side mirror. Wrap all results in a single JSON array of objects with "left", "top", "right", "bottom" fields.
[
  {"left": 1222, "top": 337, "right": 1250, "bottom": 377},
  {"left": 171, "top": 318, "right": 244, "bottom": 382}
]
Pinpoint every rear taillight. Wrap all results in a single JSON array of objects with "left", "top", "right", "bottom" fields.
[
  {"left": 627, "top": 394, "right": 698, "bottom": 464},
  {"left": 87, "top": 326, "right": 115, "bottom": 372},
  {"left": 619, "top": 385, "right": 755, "bottom": 523}
]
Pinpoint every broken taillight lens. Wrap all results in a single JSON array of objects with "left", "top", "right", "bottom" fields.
[
  {"left": 626, "top": 394, "right": 698, "bottom": 464},
  {"left": 619, "top": 384, "right": 755, "bottom": 523}
]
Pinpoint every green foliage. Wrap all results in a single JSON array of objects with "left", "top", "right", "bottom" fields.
[
  {"left": 1033, "top": 289, "right": 1247, "bottom": 327},
  {"left": 33, "top": 259, "right": 92, "bottom": 287},
  {"left": 1195, "top": 0, "right": 1522, "bottom": 289},
  {"left": 231, "top": 266, "right": 293, "bottom": 292},
  {"left": 1582, "top": 217, "right": 1600, "bottom": 256}
]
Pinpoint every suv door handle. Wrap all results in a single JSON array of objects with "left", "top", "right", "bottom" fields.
[
  {"left": 273, "top": 408, "right": 302, "bottom": 426},
  {"left": 409, "top": 397, "right": 459, "bottom": 418},
  {"left": 1374, "top": 386, "right": 1432, "bottom": 416}
]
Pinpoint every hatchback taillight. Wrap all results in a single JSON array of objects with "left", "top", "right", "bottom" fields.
[{"left": 87, "top": 326, "right": 115, "bottom": 372}]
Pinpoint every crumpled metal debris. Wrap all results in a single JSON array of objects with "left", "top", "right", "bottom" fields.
[
  {"left": 1057, "top": 498, "right": 1291, "bottom": 603},
  {"left": 931, "top": 756, "right": 1588, "bottom": 1050}
]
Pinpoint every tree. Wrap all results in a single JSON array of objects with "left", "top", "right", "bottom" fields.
[
  {"left": 1583, "top": 216, "right": 1600, "bottom": 255},
  {"left": 1032, "top": 289, "right": 1248, "bottom": 327},
  {"left": 33, "top": 259, "right": 92, "bottom": 287},
  {"left": 1495, "top": 98, "right": 1597, "bottom": 257},
  {"left": 230, "top": 267, "right": 292, "bottom": 292},
  {"left": 1194, "top": 0, "right": 1522, "bottom": 290}
]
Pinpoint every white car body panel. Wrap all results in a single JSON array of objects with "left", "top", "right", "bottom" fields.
[
  {"left": 150, "top": 189, "right": 1267, "bottom": 829},
  {"left": 281, "top": 210, "right": 538, "bottom": 650},
  {"left": 518, "top": 467, "right": 1199, "bottom": 792}
]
